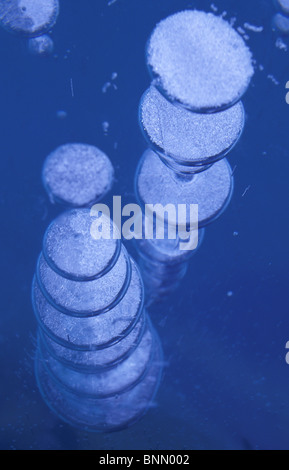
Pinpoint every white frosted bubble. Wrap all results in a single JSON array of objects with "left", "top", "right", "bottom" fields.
[
  {"left": 42, "top": 143, "right": 114, "bottom": 207},
  {"left": 147, "top": 10, "right": 254, "bottom": 112},
  {"left": 273, "top": 13, "right": 289, "bottom": 34},
  {"left": 0, "top": 0, "right": 59, "bottom": 37},
  {"left": 35, "top": 331, "right": 162, "bottom": 431},
  {"left": 140, "top": 86, "right": 245, "bottom": 166},
  {"left": 136, "top": 149, "right": 233, "bottom": 228},
  {"left": 37, "top": 249, "right": 130, "bottom": 315},
  {"left": 32, "top": 259, "right": 144, "bottom": 351},
  {"left": 40, "top": 313, "right": 145, "bottom": 371},
  {"left": 41, "top": 323, "right": 154, "bottom": 397},
  {"left": 43, "top": 209, "right": 119, "bottom": 281},
  {"left": 28, "top": 34, "right": 54, "bottom": 55}
]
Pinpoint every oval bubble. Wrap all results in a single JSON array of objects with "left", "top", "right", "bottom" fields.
[
  {"left": 272, "top": 12, "right": 289, "bottom": 34},
  {"left": 28, "top": 34, "right": 54, "bottom": 56}
]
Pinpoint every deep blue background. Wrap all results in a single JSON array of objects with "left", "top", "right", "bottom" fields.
[{"left": 0, "top": 0, "right": 289, "bottom": 450}]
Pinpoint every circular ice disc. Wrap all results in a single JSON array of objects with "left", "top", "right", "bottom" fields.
[
  {"left": 37, "top": 248, "right": 131, "bottom": 316},
  {"left": 41, "top": 321, "right": 154, "bottom": 398},
  {"left": 140, "top": 86, "right": 245, "bottom": 166},
  {"left": 42, "top": 143, "right": 114, "bottom": 207},
  {"left": 0, "top": 0, "right": 59, "bottom": 37},
  {"left": 28, "top": 34, "right": 54, "bottom": 56},
  {"left": 32, "top": 258, "right": 144, "bottom": 350},
  {"left": 35, "top": 331, "right": 162, "bottom": 432},
  {"left": 272, "top": 13, "right": 289, "bottom": 34},
  {"left": 43, "top": 209, "right": 120, "bottom": 281},
  {"left": 40, "top": 313, "right": 145, "bottom": 372},
  {"left": 275, "top": 0, "right": 289, "bottom": 15},
  {"left": 136, "top": 149, "right": 233, "bottom": 228},
  {"left": 147, "top": 10, "right": 254, "bottom": 112}
]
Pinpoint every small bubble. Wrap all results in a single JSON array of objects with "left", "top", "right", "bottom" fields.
[
  {"left": 28, "top": 35, "right": 54, "bottom": 56},
  {"left": 56, "top": 110, "right": 68, "bottom": 120},
  {"left": 102, "top": 81, "right": 111, "bottom": 93},
  {"left": 102, "top": 121, "right": 110, "bottom": 134},
  {"left": 275, "top": 37, "right": 288, "bottom": 51},
  {"left": 227, "top": 291, "right": 234, "bottom": 297}
]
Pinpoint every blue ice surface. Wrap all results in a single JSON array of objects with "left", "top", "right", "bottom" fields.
[{"left": 0, "top": 0, "right": 289, "bottom": 450}]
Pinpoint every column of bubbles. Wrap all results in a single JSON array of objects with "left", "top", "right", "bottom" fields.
[
  {"left": 0, "top": 0, "right": 59, "bottom": 56},
  {"left": 134, "top": 10, "right": 254, "bottom": 303},
  {"left": 273, "top": 0, "right": 289, "bottom": 35},
  {"left": 32, "top": 209, "right": 163, "bottom": 431}
]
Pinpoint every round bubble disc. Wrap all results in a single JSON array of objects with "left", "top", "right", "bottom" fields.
[
  {"left": 146, "top": 10, "right": 254, "bottom": 113},
  {"left": 37, "top": 247, "right": 131, "bottom": 317},
  {"left": 139, "top": 86, "right": 245, "bottom": 169},
  {"left": 34, "top": 328, "right": 163, "bottom": 432},
  {"left": 42, "top": 143, "right": 114, "bottom": 208},
  {"left": 39, "top": 320, "right": 156, "bottom": 399},
  {"left": 136, "top": 149, "right": 233, "bottom": 229},
  {"left": 32, "top": 258, "right": 144, "bottom": 351},
  {"left": 0, "top": 0, "right": 59, "bottom": 38},
  {"left": 28, "top": 34, "right": 54, "bottom": 56},
  {"left": 38, "top": 312, "right": 146, "bottom": 373},
  {"left": 43, "top": 209, "right": 121, "bottom": 282},
  {"left": 272, "top": 13, "right": 289, "bottom": 34}
]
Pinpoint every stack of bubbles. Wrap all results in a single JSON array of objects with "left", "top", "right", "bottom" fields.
[
  {"left": 0, "top": 0, "right": 59, "bottom": 56},
  {"left": 273, "top": 0, "right": 289, "bottom": 35},
  {"left": 32, "top": 209, "right": 163, "bottom": 431},
  {"left": 134, "top": 10, "right": 254, "bottom": 303}
]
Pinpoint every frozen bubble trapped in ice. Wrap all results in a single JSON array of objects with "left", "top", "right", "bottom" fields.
[
  {"left": 147, "top": 10, "right": 254, "bottom": 112},
  {"left": 0, "top": 0, "right": 59, "bottom": 37},
  {"left": 37, "top": 248, "right": 129, "bottom": 315},
  {"left": 28, "top": 34, "right": 54, "bottom": 56},
  {"left": 43, "top": 209, "right": 120, "bottom": 281},
  {"left": 39, "top": 312, "right": 145, "bottom": 371},
  {"left": 140, "top": 86, "right": 245, "bottom": 165},
  {"left": 272, "top": 13, "right": 289, "bottom": 34},
  {"left": 42, "top": 323, "right": 154, "bottom": 397},
  {"left": 32, "top": 259, "right": 144, "bottom": 350},
  {"left": 136, "top": 149, "right": 233, "bottom": 228},
  {"left": 35, "top": 330, "right": 162, "bottom": 431},
  {"left": 42, "top": 143, "right": 114, "bottom": 207}
]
